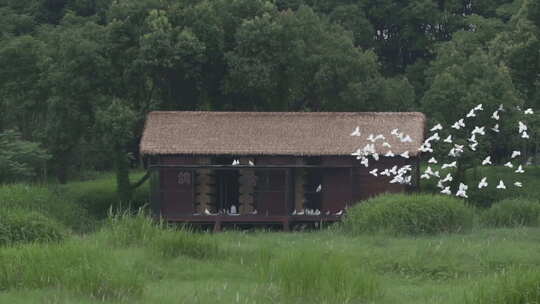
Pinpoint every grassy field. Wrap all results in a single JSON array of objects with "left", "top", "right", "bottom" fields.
[{"left": 0, "top": 169, "right": 539, "bottom": 303}]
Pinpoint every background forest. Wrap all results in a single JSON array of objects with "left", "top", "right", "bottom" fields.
[{"left": 1, "top": 0, "right": 539, "bottom": 186}]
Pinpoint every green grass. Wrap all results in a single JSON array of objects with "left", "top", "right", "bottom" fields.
[{"left": 2, "top": 169, "right": 540, "bottom": 303}]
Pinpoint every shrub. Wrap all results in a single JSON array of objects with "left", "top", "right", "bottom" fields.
[
  {"left": 60, "top": 171, "right": 149, "bottom": 218},
  {"left": 342, "top": 193, "right": 474, "bottom": 235},
  {"left": 467, "top": 268, "right": 540, "bottom": 304},
  {"left": 0, "top": 241, "right": 144, "bottom": 300},
  {"left": 0, "top": 184, "right": 93, "bottom": 232},
  {"left": 270, "top": 249, "right": 380, "bottom": 303},
  {"left": 481, "top": 198, "right": 540, "bottom": 228},
  {"left": 0, "top": 208, "right": 67, "bottom": 245}
]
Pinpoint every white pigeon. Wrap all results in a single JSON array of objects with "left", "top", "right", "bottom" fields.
[
  {"left": 369, "top": 168, "right": 378, "bottom": 177},
  {"left": 401, "top": 135, "right": 413, "bottom": 143},
  {"left": 456, "top": 183, "right": 468, "bottom": 198},
  {"left": 441, "top": 187, "right": 452, "bottom": 195},
  {"left": 524, "top": 108, "right": 534, "bottom": 115},
  {"left": 498, "top": 104, "right": 504, "bottom": 111},
  {"left": 425, "top": 166, "right": 435, "bottom": 176},
  {"left": 511, "top": 151, "right": 521, "bottom": 159},
  {"left": 380, "top": 169, "right": 391, "bottom": 176},
  {"left": 515, "top": 165, "right": 525, "bottom": 173},
  {"left": 367, "top": 134, "right": 376, "bottom": 142},
  {"left": 374, "top": 134, "right": 386, "bottom": 141},
  {"left": 316, "top": 184, "right": 322, "bottom": 192},
  {"left": 491, "top": 111, "right": 500, "bottom": 120},
  {"left": 385, "top": 150, "right": 395, "bottom": 157},
  {"left": 389, "top": 166, "right": 398, "bottom": 175},
  {"left": 472, "top": 126, "right": 485, "bottom": 136},
  {"left": 448, "top": 148, "right": 459, "bottom": 158},
  {"left": 451, "top": 121, "right": 461, "bottom": 129},
  {"left": 372, "top": 152, "right": 380, "bottom": 161},
  {"left": 478, "top": 177, "right": 488, "bottom": 189},
  {"left": 522, "top": 131, "right": 530, "bottom": 139},
  {"left": 382, "top": 142, "right": 392, "bottom": 148},
  {"left": 491, "top": 124, "right": 500, "bottom": 133},
  {"left": 391, "top": 128, "right": 400, "bottom": 136},
  {"left": 496, "top": 180, "right": 506, "bottom": 189},
  {"left": 444, "top": 135, "right": 453, "bottom": 143},
  {"left": 504, "top": 162, "right": 514, "bottom": 168},
  {"left": 400, "top": 151, "right": 410, "bottom": 159},
  {"left": 514, "top": 181, "right": 523, "bottom": 187},
  {"left": 232, "top": 160, "right": 240, "bottom": 165},
  {"left": 432, "top": 170, "right": 440, "bottom": 178},
  {"left": 518, "top": 121, "right": 527, "bottom": 133},
  {"left": 482, "top": 156, "right": 492, "bottom": 165},
  {"left": 458, "top": 119, "right": 466, "bottom": 128},
  {"left": 335, "top": 210, "right": 344, "bottom": 216},
  {"left": 420, "top": 173, "right": 431, "bottom": 180},
  {"left": 430, "top": 124, "right": 443, "bottom": 131},
  {"left": 474, "top": 104, "right": 483, "bottom": 111},
  {"left": 204, "top": 208, "right": 212, "bottom": 215},
  {"left": 360, "top": 157, "right": 369, "bottom": 167},
  {"left": 248, "top": 160, "right": 255, "bottom": 166},
  {"left": 428, "top": 132, "right": 441, "bottom": 142},
  {"left": 468, "top": 134, "right": 477, "bottom": 143},
  {"left": 437, "top": 180, "right": 445, "bottom": 189},
  {"left": 466, "top": 109, "right": 476, "bottom": 118},
  {"left": 442, "top": 161, "right": 457, "bottom": 169},
  {"left": 428, "top": 157, "right": 438, "bottom": 164},
  {"left": 469, "top": 142, "right": 478, "bottom": 151},
  {"left": 441, "top": 173, "right": 453, "bottom": 183},
  {"left": 350, "top": 126, "right": 361, "bottom": 136}
]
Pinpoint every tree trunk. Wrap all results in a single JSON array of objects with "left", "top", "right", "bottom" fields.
[{"left": 114, "top": 145, "right": 132, "bottom": 203}]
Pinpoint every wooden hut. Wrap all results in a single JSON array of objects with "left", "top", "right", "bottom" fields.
[{"left": 140, "top": 111, "right": 426, "bottom": 230}]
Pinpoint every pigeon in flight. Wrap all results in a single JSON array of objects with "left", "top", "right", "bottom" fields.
[
  {"left": 496, "top": 180, "right": 506, "bottom": 189},
  {"left": 442, "top": 161, "right": 457, "bottom": 169},
  {"left": 351, "top": 126, "right": 361, "bottom": 136},
  {"left": 441, "top": 187, "right": 452, "bottom": 195},
  {"left": 491, "top": 124, "right": 500, "bottom": 133},
  {"left": 518, "top": 121, "right": 527, "bottom": 133},
  {"left": 369, "top": 168, "right": 378, "bottom": 176},
  {"left": 456, "top": 183, "right": 468, "bottom": 198},
  {"left": 428, "top": 157, "right": 438, "bottom": 164},
  {"left": 385, "top": 150, "right": 395, "bottom": 157},
  {"left": 515, "top": 165, "right": 525, "bottom": 173},
  {"left": 478, "top": 177, "right": 488, "bottom": 189},
  {"left": 522, "top": 131, "right": 530, "bottom": 139},
  {"left": 444, "top": 135, "right": 453, "bottom": 143},
  {"left": 401, "top": 135, "right": 413, "bottom": 143},
  {"left": 482, "top": 156, "right": 492, "bottom": 166},
  {"left": 514, "top": 181, "right": 523, "bottom": 187},
  {"left": 430, "top": 124, "right": 443, "bottom": 131},
  {"left": 248, "top": 160, "right": 254, "bottom": 166},
  {"left": 524, "top": 108, "right": 534, "bottom": 115},
  {"left": 504, "top": 162, "right": 514, "bottom": 168},
  {"left": 511, "top": 151, "right": 521, "bottom": 159},
  {"left": 491, "top": 111, "right": 500, "bottom": 120},
  {"left": 382, "top": 142, "right": 392, "bottom": 148},
  {"left": 466, "top": 109, "right": 476, "bottom": 118}
]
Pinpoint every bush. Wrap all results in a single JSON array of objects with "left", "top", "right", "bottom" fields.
[
  {"left": 270, "top": 249, "right": 380, "bottom": 303},
  {"left": 0, "top": 241, "right": 144, "bottom": 300},
  {"left": 60, "top": 171, "right": 149, "bottom": 218},
  {"left": 342, "top": 193, "right": 474, "bottom": 235},
  {"left": 481, "top": 198, "right": 540, "bottom": 228},
  {"left": 0, "top": 184, "right": 93, "bottom": 232},
  {"left": 0, "top": 208, "right": 67, "bottom": 245},
  {"left": 467, "top": 268, "right": 540, "bottom": 304}
]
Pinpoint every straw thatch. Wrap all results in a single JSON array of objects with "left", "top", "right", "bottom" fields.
[{"left": 140, "top": 111, "right": 426, "bottom": 156}]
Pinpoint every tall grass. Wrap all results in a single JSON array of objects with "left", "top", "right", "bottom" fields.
[
  {"left": 0, "top": 208, "right": 67, "bottom": 245},
  {"left": 0, "top": 241, "right": 144, "bottom": 301},
  {"left": 466, "top": 267, "right": 540, "bottom": 304},
  {"left": 343, "top": 193, "right": 474, "bottom": 235},
  {"left": 481, "top": 198, "right": 540, "bottom": 227},
  {"left": 100, "top": 210, "right": 219, "bottom": 259},
  {"left": 0, "top": 184, "right": 92, "bottom": 231},
  {"left": 268, "top": 249, "right": 381, "bottom": 303}
]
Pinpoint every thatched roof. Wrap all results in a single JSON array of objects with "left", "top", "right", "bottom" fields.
[{"left": 140, "top": 111, "right": 426, "bottom": 156}]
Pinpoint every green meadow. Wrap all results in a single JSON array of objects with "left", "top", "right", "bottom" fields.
[{"left": 1, "top": 169, "right": 539, "bottom": 304}]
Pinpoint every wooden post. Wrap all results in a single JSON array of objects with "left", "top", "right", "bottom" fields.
[
  {"left": 195, "top": 157, "right": 215, "bottom": 213},
  {"left": 239, "top": 157, "right": 256, "bottom": 214}
]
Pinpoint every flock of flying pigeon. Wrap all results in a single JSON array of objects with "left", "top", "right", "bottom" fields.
[{"left": 350, "top": 104, "right": 535, "bottom": 199}]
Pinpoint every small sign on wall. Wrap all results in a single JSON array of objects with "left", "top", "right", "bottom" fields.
[{"left": 177, "top": 171, "right": 192, "bottom": 185}]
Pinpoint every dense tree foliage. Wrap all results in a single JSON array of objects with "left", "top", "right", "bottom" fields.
[{"left": 0, "top": 0, "right": 538, "bottom": 192}]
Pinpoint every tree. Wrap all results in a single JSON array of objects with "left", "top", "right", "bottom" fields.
[{"left": 0, "top": 130, "right": 50, "bottom": 183}]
